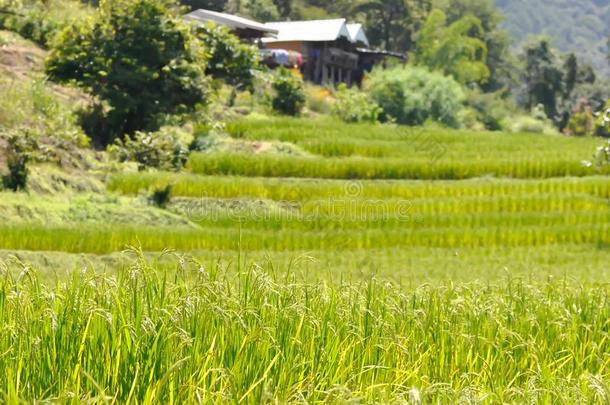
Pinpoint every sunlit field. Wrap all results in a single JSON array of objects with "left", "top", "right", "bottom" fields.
[
  {"left": 3, "top": 118, "right": 610, "bottom": 402},
  {"left": 2, "top": 250, "right": 610, "bottom": 403}
]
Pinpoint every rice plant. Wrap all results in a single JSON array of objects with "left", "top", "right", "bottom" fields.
[
  {"left": 108, "top": 173, "right": 610, "bottom": 201},
  {"left": 1, "top": 251, "right": 610, "bottom": 403},
  {"left": 187, "top": 152, "right": 595, "bottom": 180}
]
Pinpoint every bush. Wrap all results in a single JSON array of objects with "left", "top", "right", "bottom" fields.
[
  {"left": 502, "top": 110, "right": 559, "bottom": 135},
  {"left": 594, "top": 100, "right": 610, "bottom": 138},
  {"left": 110, "top": 127, "right": 190, "bottom": 171},
  {"left": 331, "top": 84, "right": 382, "bottom": 124},
  {"left": 364, "top": 66, "right": 465, "bottom": 127},
  {"left": 1, "top": 130, "right": 38, "bottom": 191},
  {"left": 465, "top": 90, "right": 514, "bottom": 131},
  {"left": 45, "top": 0, "right": 208, "bottom": 146},
  {"left": 457, "top": 107, "right": 486, "bottom": 131},
  {"left": 271, "top": 68, "right": 305, "bottom": 116},
  {"left": 149, "top": 184, "right": 172, "bottom": 208},
  {"left": 567, "top": 112, "right": 594, "bottom": 137}
]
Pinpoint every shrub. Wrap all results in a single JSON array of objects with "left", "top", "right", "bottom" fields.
[
  {"left": 594, "top": 100, "right": 610, "bottom": 138},
  {"left": 45, "top": 0, "right": 208, "bottom": 146},
  {"left": 364, "top": 66, "right": 465, "bottom": 127},
  {"left": 465, "top": 90, "right": 514, "bottom": 131},
  {"left": 567, "top": 112, "right": 594, "bottom": 137},
  {"left": 457, "top": 107, "right": 486, "bottom": 131},
  {"left": 149, "top": 184, "right": 172, "bottom": 208},
  {"left": 502, "top": 114, "right": 558, "bottom": 135},
  {"left": 271, "top": 68, "right": 305, "bottom": 116},
  {"left": 331, "top": 84, "right": 382, "bottom": 124},
  {"left": 110, "top": 127, "right": 190, "bottom": 171},
  {"left": 1, "top": 130, "right": 38, "bottom": 191}
]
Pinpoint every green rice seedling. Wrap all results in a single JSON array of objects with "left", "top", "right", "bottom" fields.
[
  {"left": 1, "top": 222, "right": 610, "bottom": 253},
  {"left": 224, "top": 117, "right": 601, "bottom": 161},
  {"left": 108, "top": 173, "right": 610, "bottom": 201},
  {"left": 1, "top": 252, "right": 610, "bottom": 403},
  {"left": 186, "top": 153, "right": 595, "bottom": 180}
]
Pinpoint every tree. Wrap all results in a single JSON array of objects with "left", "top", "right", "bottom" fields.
[
  {"left": 45, "top": 0, "right": 208, "bottom": 147},
  {"left": 351, "top": 0, "right": 431, "bottom": 52},
  {"left": 563, "top": 53, "right": 577, "bottom": 99},
  {"left": 179, "top": 0, "right": 228, "bottom": 11},
  {"left": 433, "top": 0, "right": 517, "bottom": 93},
  {"left": 272, "top": 0, "right": 292, "bottom": 18},
  {"left": 521, "top": 38, "right": 564, "bottom": 120},
  {"left": 196, "top": 22, "right": 259, "bottom": 89},
  {"left": 415, "top": 9, "right": 489, "bottom": 85},
  {"left": 226, "top": 0, "right": 280, "bottom": 21}
]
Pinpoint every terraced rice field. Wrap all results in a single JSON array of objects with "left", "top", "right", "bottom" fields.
[
  {"left": 5, "top": 119, "right": 610, "bottom": 273},
  {"left": 3, "top": 118, "right": 610, "bottom": 401}
]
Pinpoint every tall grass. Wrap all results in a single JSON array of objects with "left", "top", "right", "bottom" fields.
[{"left": 1, "top": 252, "right": 610, "bottom": 403}]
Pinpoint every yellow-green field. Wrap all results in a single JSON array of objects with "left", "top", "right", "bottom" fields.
[{"left": 2, "top": 118, "right": 610, "bottom": 402}]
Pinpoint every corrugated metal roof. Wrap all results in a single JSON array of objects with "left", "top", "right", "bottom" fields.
[
  {"left": 263, "top": 19, "right": 351, "bottom": 43},
  {"left": 185, "top": 9, "right": 279, "bottom": 36},
  {"left": 346, "top": 24, "right": 369, "bottom": 47}
]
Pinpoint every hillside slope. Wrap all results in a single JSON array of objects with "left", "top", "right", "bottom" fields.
[{"left": 496, "top": 0, "right": 610, "bottom": 75}]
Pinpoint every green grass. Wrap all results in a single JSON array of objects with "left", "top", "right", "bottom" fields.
[{"left": 2, "top": 251, "right": 610, "bottom": 403}]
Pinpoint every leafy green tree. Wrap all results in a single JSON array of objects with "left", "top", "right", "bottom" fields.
[
  {"left": 521, "top": 38, "right": 564, "bottom": 120},
  {"left": 415, "top": 9, "right": 489, "bottom": 84},
  {"left": 45, "top": 0, "right": 208, "bottom": 147},
  {"left": 180, "top": 0, "right": 227, "bottom": 11},
  {"left": 563, "top": 53, "right": 577, "bottom": 99},
  {"left": 272, "top": 0, "right": 292, "bottom": 18},
  {"left": 226, "top": 0, "right": 280, "bottom": 21},
  {"left": 351, "top": 0, "right": 431, "bottom": 52},
  {"left": 433, "top": 0, "right": 516, "bottom": 92},
  {"left": 195, "top": 23, "right": 259, "bottom": 89}
]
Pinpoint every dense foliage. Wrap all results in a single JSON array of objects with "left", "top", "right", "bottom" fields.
[
  {"left": 365, "top": 66, "right": 464, "bottom": 127},
  {"left": 195, "top": 22, "right": 259, "bottom": 90},
  {"left": 415, "top": 9, "right": 489, "bottom": 84},
  {"left": 271, "top": 68, "right": 305, "bottom": 116},
  {"left": 45, "top": 0, "right": 208, "bottom": 146},
  {"left": 1, "top": 131, "right": 37, "bottom": 191},
  {"left": 331, "top": 84, "right": 382, "bottom": 123},
  {"left": 110, "top": 128, "right": 190, "bottom": 171}
]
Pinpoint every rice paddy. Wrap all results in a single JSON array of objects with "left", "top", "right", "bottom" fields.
[
  {"left": 3, "top": 117, "right": 610, "bottom": 402},
  {"left": 2, "top": 252, "right": 610, "bottom": 403}
]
